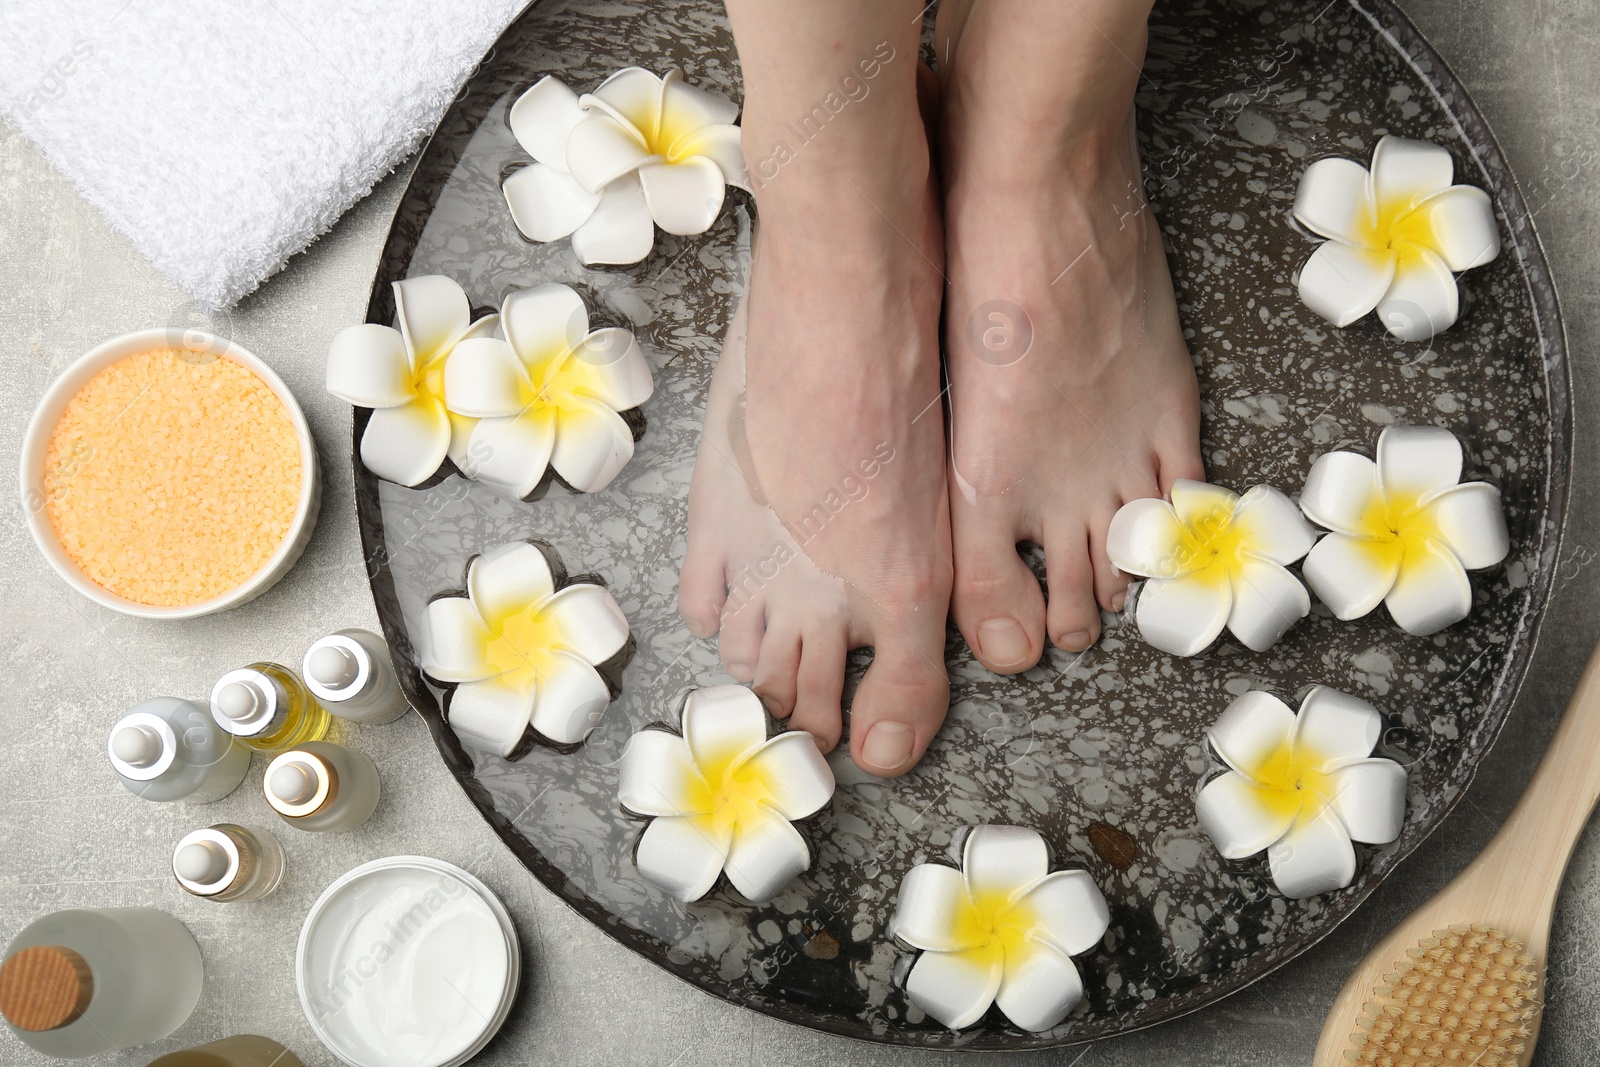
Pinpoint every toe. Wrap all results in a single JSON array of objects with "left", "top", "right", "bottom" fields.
[
  {"left": 1042, "top": 522, "right": 1100, "bottom": 652},
  {"left": 848, "top": 618, "right": 949, "bottom": 777},
  {"left": 1089, "top": 505, "right": 1129, "bottom": 614},
  {"left": 752, "top": 622, "right": 802, "bottom": 719},
  {"left": 950, "top": 502, "right": 1046, "bottom": 674},
  {"left": 1155, "top": 440, "right": 1205, "bottom": 495},
  {"left": 790, "top": 624, "right": 847, "bottom": 753},
  {"left": 678, "top": 539, "right": 727, "bottom": 640},
  {"left": 717, "top": 592, "right": 765, "bottom": 683}
]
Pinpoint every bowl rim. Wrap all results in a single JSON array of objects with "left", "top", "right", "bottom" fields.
[{"left": 17, "top": 327, "right": 321, "bottom": 620}]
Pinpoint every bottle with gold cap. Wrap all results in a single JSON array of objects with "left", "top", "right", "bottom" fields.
[
  {"left": 0, "top": 907, "right": 202, "bottom": 1058},
  {"left": 302, "top": 628, "right": 409, "bottom": 725},
  {"left": 264, "top": 741, "right": 380, "bottom": 832},
  {"left": 147, "top": 1035, "right": 304, "bottom": 1067},
  {"left": 107, "top": 697, "right": 251, "bottom": 803},
  {"left": 172, "top": 824, "right": 285, "bottom": 903},
  {"left": 209, "top": 662, "right": 330, "bottom": 753}
]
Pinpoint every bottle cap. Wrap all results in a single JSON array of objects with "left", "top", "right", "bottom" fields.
[
  {"left": 264, "top": 749, "right": 337, "bottom": 818},
  {"left": 210, "top": 669, "right": 281, "bottom": 737},
  {"left": 171, "top": 827, "right": 246, "bottom": 897},
  {"left": 303, "top": 634, "right": 372, "bottom": 704},
  {"left": 0, "top": 946, "right": 93, "bottom": 1031},
  {"left": 106, "top": 710, "right": 178, "bottom": 781}
]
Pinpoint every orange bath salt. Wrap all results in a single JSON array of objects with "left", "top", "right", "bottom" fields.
[{"left": 42, "top": 348, "right": 303, "bottom": 607}]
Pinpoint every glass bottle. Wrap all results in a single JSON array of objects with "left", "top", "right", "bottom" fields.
[
  {"left": 302, "top": 628, "right": 409, "bottom": 725},
  {"left": 209, "top": 662, "right": 330, "bottom": 753},
  {"left": 146, "top": 1035, "right": 304, "bottom": 1067},
  {"left": 107, "top": 697, "right": 250, "bottom": 804},
  {"left": 172, "top": 824, "right": 285, "bottom": 903},
  {"left": 0, "top": 908, "right": 203, "bottom": 1058},
  {"left": 263, "top": 741, "right": 380, "bottom": 833}
]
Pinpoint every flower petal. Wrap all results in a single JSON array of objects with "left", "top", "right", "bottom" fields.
[
  {"left": 422, "top": 596, "right": 495, "bottom": 682},
  {"left": 566, "top": 113, "right": 653, "bottom": 194},
  {"left": 326, "top": 324, "right": 414, "bottom": 408},
  {"left": 1298, "top": 240, "right": 1395, "bottom": 327},
  {"left": 528, "top": 648, "right": 611, "bottom": 743},
  {"left": 503, "top": 163, "right": 601, "bottom": 242},
  {"left": 542, "top": 583, "right": 630, "bottom": 665},
  {"left": 994, "top": 941, "right": 1084, "bottom": 1033},
  {"left": 1232, "top": 485, "right": 1317, "bottom": 565},
  {"left": 1015, "top": 869, "right": 1110, "bottom": 957},
  {"left": 675, "top": 123, "right": 748, "bottom": 190},
  {"left": 1196, "top": 770, "right": 1298, "bottom": 859},
  {"left": 570, "top": 174, "right": 657, "bottom": 266},
  {"left": 905, "top": 945, "right": 1003, "bottom": 1030},
  {"left": 462, "top": 407, "right": 556, "bottom": 499},
  {"left": 635, "top": 813, "right": 731, "bottom": 902},
  {"left": 359, "top": 396, "right": 451, "bottom": 486},
  {"left": 1408, "top": 185, "right": 1500, "bottom": 271},
  {"left": 567, "top": 328, "right": 656, "bottom": 411},
  {"left": 508, "top": 76, "right": 586, "bottom": 171},
  {"left": 587, "top": 67, "right": 664, "bottom": 141},
  {"left": 1292, "top": 686, "right": 1383, "bottom": 768},
  {"left": 442, "top": 336, "right": 530, "bottom": 418},
  {"left": 467, "top": 541, "right": 555, "bottom": 623},
  {"left": 394, "top": 274, "right": 472, "bottom": 366},
  {"left": 1267, "top": 807, "right": 1357, "bottom": 898},
  {"left": 1170, "top": 479, "right": 1237, "bottom": 529},
  {"left": 1327, "top": 758, "right": 1407, "bottom": 844},
  {"left": 682, "top": 685, "right": 768, "bottom": 768},
  {"left": 1226, "top": 556, "right": 1311, "bottom": 652},
  {"left": 1302, "top": 532, "right": 1402, "bottom": 621},
  {"left": 735, "top": 731, "right": 835, "bottom": 821},
  {"left": 1106, "top": 496, "right": 1186, "bottom": 579},
  {"left": 1376, "top": 247, "right": 1459, "bottom": 341},
  {"left": 1423, "top": 482, "right": 1509, "bottom": 570},
  {"left": 1370, "top": 135, "right": 1454, "bottom": 212},
  {"left": 1385, "top": 537, "right": 1474, "bottom": 635},
  {"left": 550, "top": 398, "right": 637, "bottom": 493},
  {"left": 890, "top": 864, "right": 976, "bottom": 952},
  {"left": 962, "top": 824, "right": 1048, "bottom": 905},
  {"left": 638, "top": 157, "right": 727, "bottom": 236},
  {"left": 502, "top": 283, "right": 590, "bottom": 369},
  {"left": 1377, "top": 424, "right": 1463, "bottom": 504},
  {"left": 1300, "top": 450, "right": 1383, "bottom": 535},
  {"left": 1293, "top": 155, "right": 1374, "bottom": 244},
  {"left": 1208, "top": 690, "right": 1296, "bottom": 778},
  {"left": 724, "top": 806, "right": 812, "bottom": 902},
  {"left": 659, "top": 69, "right": 740, "bottom": 131},
  {"left": 618, "top": 729, "right": 708, "bottom": 817},
  {"left": 447, "top": 677, "right": 533, "bottom": 758},
  {"left": 446, "top": 410, "right": 477, "bottom": 470},
  {"left": 1132, "top": 572, "right": 1231, "bottom": 657}
]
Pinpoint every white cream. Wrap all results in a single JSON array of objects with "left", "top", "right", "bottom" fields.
[{"left": 299, "top": 860, "right": 515, "bottom": 1067}]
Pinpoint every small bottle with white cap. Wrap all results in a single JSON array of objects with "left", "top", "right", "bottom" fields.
[
  {"left": 302, "top": 628, "right": 409, "bottom": 725},
  {"left": 107, "top": 697, "right": 251, "bottom": 803},
  {"left": 209, "top": 662, "right": 330, "bottom": 753},
  {"left": 171, "top": 824, "right": 285, "bottom": 904},
  {"left": 263, "top": 741, "right": 380, "bottom": 833}
]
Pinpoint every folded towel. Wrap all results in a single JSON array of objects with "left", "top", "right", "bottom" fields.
[{"left": 0, "top": 0, "right": 528, "bottom": 309}]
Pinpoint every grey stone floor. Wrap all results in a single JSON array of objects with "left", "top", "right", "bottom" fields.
[{"left": 2, "top": 1, "right": 1598, "bottom": 1063}]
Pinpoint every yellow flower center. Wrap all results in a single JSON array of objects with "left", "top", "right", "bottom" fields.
[
  {"left": 1349, "top": 486, "right": 1444, "bottom": 573},
  {"left": 1242, "top": 733, "right": 1334, "bottom": 827},
  {"left": 1171, "top": 502, "right": 1250, "bottom": 588},
  {"left": 1358, "top": 193, "right": 1443, "bottom": 268},
  {"left": 952, "top": 884, "right": 1040, "bottom": 961},
  {"left": 481, "top": 602, "right": 573, "bottom": 687},
  {"left": 684, "top": 742, "right": 779, "bottom": 839}
]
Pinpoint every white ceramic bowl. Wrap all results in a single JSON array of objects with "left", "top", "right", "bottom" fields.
[{"left": 18, "top": 328, "right": 322, "bottom": 619}]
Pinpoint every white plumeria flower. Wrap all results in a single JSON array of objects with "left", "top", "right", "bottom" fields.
[
  {"left": 1195, "top": 687, "right": 1406, "bottom": 899},
  {"left": 421, "top": 541, "right": 630, "bottom": 755},
  {"left": 443, "top": 282, "right": 654, "bottom": 496},
  {"left": 1106, "top": 480, "right": 1318, "bottom": 657},
  {"left": 503, "top": 67, "right": 747, "bottom": 266},
  {"left": 325, "top": 274, "right": 500, "bottom": 486},
  {"left": 888, "top": 825, "right": 1109, "bottom": 1032},
  {"left": 1299, "top": 425, "right": 1509, "bottom": 636},
  {"left": 618, "top": 685, "right": 834, "bottom": 903},
  {"left": 1293, "top": 135, "right": 1500, "bottom": 341}
]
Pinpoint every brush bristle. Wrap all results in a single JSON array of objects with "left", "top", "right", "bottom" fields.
[{"left": 1344, "top": 924, "right": 1540, "bottom": 1066}]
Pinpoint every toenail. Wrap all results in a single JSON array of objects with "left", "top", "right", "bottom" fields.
[
  {"left": 1110, "top": 592, "right": 1127, "bottom": 613},
  {"left": 726, "top": 661, "right": 752, "bottom": 679},
  {"left": 977, "top": 619, "right": 1030, "bottom": 667},
  {"left": 1060, "top": 630, "right": 1091, "bottom": 651},
  {"left": 861, "top": 722, "right": 915, "bottom": 771}
]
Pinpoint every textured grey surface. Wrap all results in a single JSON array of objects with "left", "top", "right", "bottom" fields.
[{"left": 1, "top": 1, "right": 1598, "bottom": 1065}]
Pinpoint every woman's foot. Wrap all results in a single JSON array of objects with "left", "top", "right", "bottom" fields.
[
  {"left": 935, "top": 0, "right": 1204, "bottom": 673},
  {"left": 678, "top": 45, "right": 952, "bottom": 776}
]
